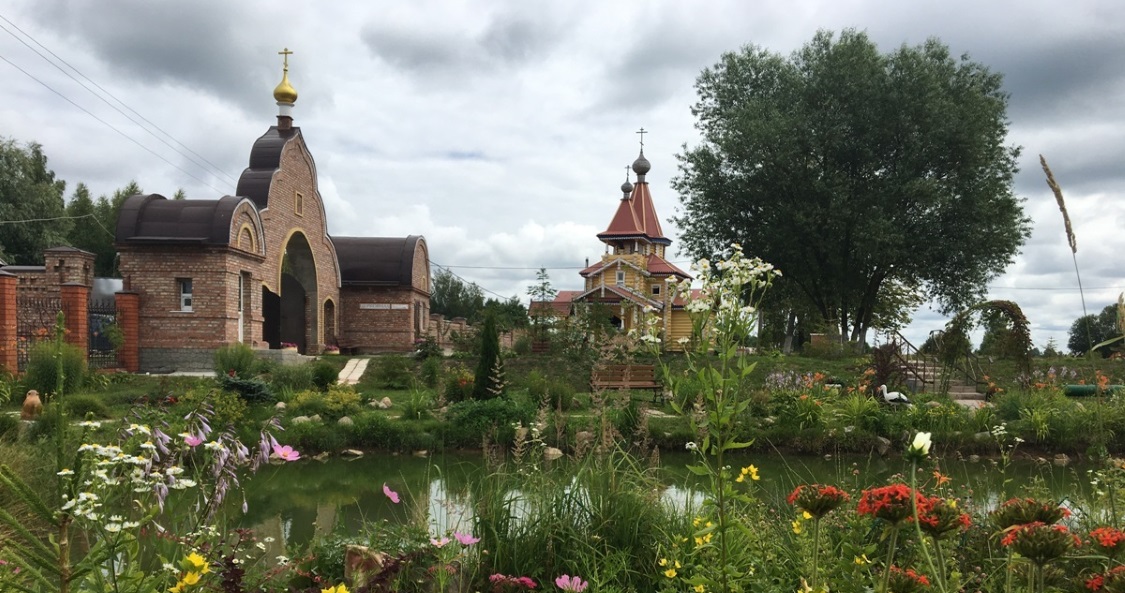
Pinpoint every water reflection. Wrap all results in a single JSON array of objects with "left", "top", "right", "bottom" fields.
[{"left": 236, "top": 452, "right": 1091, "bottom": 550}]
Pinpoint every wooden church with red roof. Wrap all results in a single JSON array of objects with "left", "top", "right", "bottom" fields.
[{"left": 543, "top": 142, "right": 695, "bottom": 350}]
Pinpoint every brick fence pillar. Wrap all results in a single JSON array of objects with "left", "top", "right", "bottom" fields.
[
  {"left": 60, "top": 283, "right": 89, "bottom": 354},
  {"left": 0, "top": 271, "right": 16, "bottom": 373},
  {"left": 115, "top": 291, "right": 140, "bottom": 373}
]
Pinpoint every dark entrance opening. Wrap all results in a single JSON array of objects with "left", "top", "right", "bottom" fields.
[
  {"left": 280, "top": 273, "right": 307, "bottom": 352},
  {"left": 262, "top": 287, "right": 280, "bottom": 348}
]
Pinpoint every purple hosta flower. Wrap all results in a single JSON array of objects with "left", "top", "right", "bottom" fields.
[
  {"left": 383, "top": 483, "right": 400, "bottom": 503},
  {"left": 151, "top": 427, "right": 171, "bottom": 456},
  {"left": 454, "top": 532, "right": 480, "bottom": 546},
  {"left": 272, "top": 444, "right": 300, "bottom": 462},
  {"left": 555, "top": 575, "right": 588, "bottom": 593},
  {"left": 430, "top": 537, "right": 451, "bottom": 548}
]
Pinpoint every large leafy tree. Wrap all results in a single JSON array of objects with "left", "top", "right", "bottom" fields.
[
  {"left": 66, "top": 180, "right": 143, "bottom": 276},
  {"left": 430, "top": 267, "right": 485, "bottom": 321},
  {"left": 1067, "top": 303, "right": 1118, "bottom": 357},
  {"left": 0, "top": 138, "right": 70, "bottom": 264},
  {"left": 674, "top": 30, "right": 1030, "bottom": 342}
]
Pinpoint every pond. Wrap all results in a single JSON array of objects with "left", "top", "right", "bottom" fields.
[{"left": 235, "top": 450, "right": 1091, "bottom": 557}]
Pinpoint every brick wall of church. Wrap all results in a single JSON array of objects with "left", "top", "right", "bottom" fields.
[
  {"left": 257, "top": 133, "right": 340, "bottom": 353},
  {"left": 118, "top": 246, "right": 264, "bottom": 353},
  {"left": 338, "top": 286, "right": 424, "bottom": 352}
]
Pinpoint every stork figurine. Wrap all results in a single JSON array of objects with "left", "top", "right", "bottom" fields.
[{"left": 878, "top": 384, "right": 912, "bottom": 406}]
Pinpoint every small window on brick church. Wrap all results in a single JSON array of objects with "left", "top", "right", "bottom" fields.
[
  {"left": 179, "top": 278, "right": 193, "bottom": 312},
  {"left": 295, "top": 191, "right": 304, "bottom": 216}
]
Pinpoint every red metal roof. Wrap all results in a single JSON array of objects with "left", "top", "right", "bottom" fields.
[
  {"left": 597, "top": 182, "right": 670, "bottom": 244},
  {"left": 572, "top": 284, "right": 663, "bottom": 310},
  {"left": 646, "top": 254, "right": 690, "bottom": 278},
  {"left": 531, "top": 290, "right": 581, "bottom": 317}
]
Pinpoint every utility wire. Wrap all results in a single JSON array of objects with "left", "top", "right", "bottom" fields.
[
  {"left": 0, "top": 14, "right": 239, "bottom": 187},
  {"left": 0, "top": 212, "right": 116, "bottom": 238},
  {"left": 0, "top": 53, "right": 230, "bottom": 195},
  {"left": 430, "top": 261, "right": 519, "bottom": 301}
]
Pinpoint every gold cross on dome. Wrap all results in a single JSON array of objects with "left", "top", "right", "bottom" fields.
[
  {"left": 636, "top": 127, "right": 647, "bottom": 148},
  {"left": 279, "top": 47, "right": 293, "bottom": 71}
]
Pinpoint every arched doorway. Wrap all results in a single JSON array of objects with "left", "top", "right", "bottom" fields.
[
  {"left": 323, "top": 299, "right": 336, "bottom": 348},
  {"left": 262, "top": 232, "right": 319, "bottom": 353}
]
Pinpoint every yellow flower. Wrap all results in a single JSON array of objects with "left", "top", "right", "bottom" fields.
[
  {"left": 694, "top": 585, "right": 706, "bottom": 593},
  {"left": 676, "top": 561, "right": 682, "bottom": 569},
  {"left": 321, "top": 585, "right": 351, "bottom": 593},
  {"left": 168, "top": 583, "right": 184, "bottom": 593},
  {"left": 664, "top": 568, "right": 677, "bottom": 579},
  {"left": 659, "top": 558, "right": 668, "bottom": 567},
  {"left": 181, "top": 572, "right": 201, "bottom": 586},
  {"left": 695, "top": 536, "right": 704, "bottom": 546},
  {"left": 705, "top": 522, "right": 713, "bottom": 529},
  {"left": 746, "top": 465, "right": 760, "bottom": 481},
  {"left": 854, "top": 554, "right": 870, "bottom": 565},
  {"left": 185, "top": 552, "right": 210, "bottom": 574},
  {"left": 792, "top": 520, "right": 802, "bottom": 535},
  {"left": 736, "top": 474, "right": 745, "bottom": 483},
  {"left": 802, "top": 511, "right": 812, "bottom": 520},
  {"left": 693, "top": 517, "right": 702, "bottom": 527}
]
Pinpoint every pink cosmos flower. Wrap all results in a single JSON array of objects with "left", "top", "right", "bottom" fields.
[
  {"left": 454, "top": 532, "right": 480, "bottom": 546},
  {"left": 430, "top": 537, "right": 450, "bottom": 548},
  {"left": 184, "top": 434, "right": 204, "bottom": 447},
  {"left": 555, "top": 575, "right": 588, "bottom": 592},
  {"left": 272, "top": 444, "right": 301, "bottom": 461},
  {"left": 383, "top": 483, "right": 401, "bottom": 503}
]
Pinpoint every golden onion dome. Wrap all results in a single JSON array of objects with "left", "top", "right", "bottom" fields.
[{"left": 273, "top": 69, "right": 298, "bottom": 104}]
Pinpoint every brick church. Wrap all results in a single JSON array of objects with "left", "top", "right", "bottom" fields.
[{"left": 113, "top": 52, "right": 430, "bottom": 371}]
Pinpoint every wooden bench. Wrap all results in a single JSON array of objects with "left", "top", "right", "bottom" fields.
[{"left": 591, "top": 364, "right": 663, "bottom": 402}]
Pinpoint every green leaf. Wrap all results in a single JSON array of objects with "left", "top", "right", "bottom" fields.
[
  {"left": 722, "top": 440, "right": 753, "bottom": 451},
  {"left": 684, "top": 464, "right": 711, "bottom": 476},
  {"left": 0, "top": 464, "right": 59, "bottom": 525}
]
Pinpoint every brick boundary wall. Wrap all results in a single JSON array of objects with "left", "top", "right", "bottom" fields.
[
  {"left": 115, "top": 292, "right": 140, "bottom": 372},
  {"left": 0, "top": 272, "right": 16, "bottom": 373}
]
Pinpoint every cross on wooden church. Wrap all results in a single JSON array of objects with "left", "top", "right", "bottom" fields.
[
  {"left": 636, "top": 127, "right": 647, "bottom": 148},
  {"left": 279, "top": 47, "right": 293, "bottom": 70}
]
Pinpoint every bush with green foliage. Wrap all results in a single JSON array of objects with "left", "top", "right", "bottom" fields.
[
  {"left": 311, "top": 360, "right": 339, "bottom": 391},
  {"left": 213, "top": 342, "right": 257, "bottom": 378},
  {"left": 289, "top": 385, "right": 361, "bottom": 421},
  {"left": 23, "top": 339, "right": 86, "bottom": 396},
  {"left": 444, "top": 364, "right": 474, "bottom": 402},
  {"left": 63, "top": 394, "right": 111, "bottom": 419},
  {"left": 442, "top": 397, "right": 532, "bottom": 448},
  {"left": 419, "top": 356, "right": 442, "bottom": 388},
  {"left": 269, "top": 363, "right": 314, "bottom": 392},
  {"left": 0, "top": 414, "right": 18, "bottom": 441},
  {"left": 399, "top": 389, "right": 433, "bottom": 421},
  {"left": 371, "top": 355, "right": 415, "bottom": 389},
  {"left": 180, "top": 388, "right": 248, "bottom": 429},
  {"left": 473, "top": 314, "right": 502, "bottom": 399},
  {"left": 414, "top": 335, "right": 443, "bottom": 361},
  {"left": 218, "top": 374, "right": 275, "bottom": 403}
]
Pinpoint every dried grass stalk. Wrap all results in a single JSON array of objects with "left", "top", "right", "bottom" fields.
[{"left": 1040, "top": 154, "right": 1077, "bottom": 254}]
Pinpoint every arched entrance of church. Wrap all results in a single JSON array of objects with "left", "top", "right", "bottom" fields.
[{"left": 262, "top": 232, "right": 319, "bottom": 353}]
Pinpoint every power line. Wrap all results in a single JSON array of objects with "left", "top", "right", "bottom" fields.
[
  {"left": 0, "top": 14, "right": 239, "bottom": 187},
  {"left": 430, "top": 261, "right": 518, "bottom": 301},
  {"left": 0, "top": 212, "right": 116, "bottom": 238},
  {"left": 0, "top": 52, "right": 230, "bottom": 195}
]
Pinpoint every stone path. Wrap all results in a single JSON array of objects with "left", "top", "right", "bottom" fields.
[{"left": 338, "top": 358, "right": 368, "bottom": 385}]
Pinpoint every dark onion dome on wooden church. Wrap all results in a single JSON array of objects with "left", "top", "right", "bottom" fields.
[
  {"left": 115, "top": 194, "right": 257, "bottom": 245},
  {"left": 331, "top": 235, "right": 427, "bottom": 287},
  {"left": 597, "top": 149, "right": 670, "bottom": 246}
]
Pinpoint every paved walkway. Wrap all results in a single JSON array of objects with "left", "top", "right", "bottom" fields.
[{"left": 338, "top": 358, "right": 368, "bottom": 385}]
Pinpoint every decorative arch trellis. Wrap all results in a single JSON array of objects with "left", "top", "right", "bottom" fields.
[{"left": 942, "top": 300, "right": 1032, "bottom": 374}]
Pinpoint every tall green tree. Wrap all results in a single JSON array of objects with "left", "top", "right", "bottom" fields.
[
  {"left": 431, "top": 267, "right": 485, "bottom": 320},
  {"left": 673, "top": 30, "right": 1030, "bottom": 343},
  {"left": 65, "top": 180, "right": 143, "bottom": 276},
  {"left": 473, "top": 312, "right": 503, "bottom": 399},
  {"left": 1068, "top": 303, "right": 1118, "bottom": 357},
  {"left": 0, "top": 138, "right": 70, "bottom": 264}
]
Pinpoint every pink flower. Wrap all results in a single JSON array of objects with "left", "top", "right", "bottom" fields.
[
  {"left": 184, "top": 434, "right": 204, "bottom": 447},
  {"left": 383, "top": 483, "right": 401, "bottom": 504},
  {"left": 271, "top": 444, "right": 301, "bottom": 461},
  {"left": 454, "top": 532, "right": 480, "bottom": 546},
  {"left": 555, "top": 575, "right": 588, "bottom": 592},
  {"left": 430, "top": 537, "right": 450, "bottom": 548}
]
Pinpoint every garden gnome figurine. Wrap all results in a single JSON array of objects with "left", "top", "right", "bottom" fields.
[{"left": 21, "top": 390, "right": 43, "bottom": 420}]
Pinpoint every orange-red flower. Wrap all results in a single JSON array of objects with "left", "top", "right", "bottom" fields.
[
  {"left": 857, "top": 484, "right": 928, "bottom": 524},
  {"left": 788, "top": 484, "right": 850, "bottom": 519},
  {"left": 1090, "top": 526, "right": 1125, "bottom": 555}
]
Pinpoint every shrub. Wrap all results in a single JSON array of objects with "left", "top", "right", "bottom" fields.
[
  {"left": 548, "top": 378, "right": 576, "bottom": 411},
  {"left": 63, "top": 394, "right": 111, "bottom": 419},
  {"left": 285, "top": 421, "right": 346, "bottom": 454},
  {"left": 414, "top": 335, "right": 443, "bottom": 361},
  {"left": 473, "top": 313, "right": 502, "bottom": 399},
  {"left": 218, "top": 374, "right": 276, "bottom": 404},
  {"left": 322, "top": 385, "right": 362, "bottom": 420},
  {"left": 23, "top": 340, "right": 86, "bottom": 397},
  {"left": 443, "top": 397, "right": 533, "bottom": 448},
  {"left": 0, "top": 414, "right": 18, "bottom": 441},
  {"left": 213, "top": 343, "right": 257, "bottom": 378},
  {"left": 181, "top": 388, "right": 248, "bottom": 429},
  {"left": 399, "top": 389, "right": 433, "bottom": 421},
  {"left": 371, "top": 355, "right": 415, "bottom": 389},
  {"left": 269, "top": 364, "right": 314, "bottom": 392},
  {"left": 444, "top": 364, "right": 474, "bottom": 403},
  {"left": 512, "top": 335, "right": 531, "bottom": 356},
  {"left": 311, "top": 361, "right": 339, "bottom": 391},
  {"left": 419, "top": 357, "right": 442, "bottom": 388},
  {"left": 289, "top": 390, "right": 328, "bottom": 418}
]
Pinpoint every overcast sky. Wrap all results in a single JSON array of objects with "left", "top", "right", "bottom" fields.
[{"left": 2, "top": 1, "right": 1123, "bottom": 351}]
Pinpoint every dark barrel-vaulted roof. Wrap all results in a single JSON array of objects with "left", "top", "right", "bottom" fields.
[
  {"left": 236, "top": 126, "right": 300, "bottom": 209},
  {"left": 332, "top": 236, "right": 425, "bottom": 287},
  {"left": 115, "top": 194, "right": 250, "bottom": 245}
]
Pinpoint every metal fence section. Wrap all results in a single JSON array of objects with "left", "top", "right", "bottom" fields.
[
  {"left": 88, "top": 298, "right": 118, "bottom": 370},
  {"left": 16, "top": 295, "right": 63, "bottom": 372}
]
